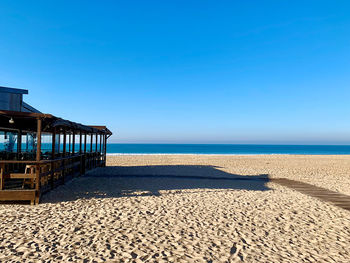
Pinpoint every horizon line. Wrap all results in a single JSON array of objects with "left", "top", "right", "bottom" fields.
[{"left": 107, "top": 142, "right": 350, "bottom": 146}]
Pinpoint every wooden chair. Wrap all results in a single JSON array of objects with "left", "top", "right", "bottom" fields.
[{"left": 22, "top": 165, "right": 36, "bottom": 189}]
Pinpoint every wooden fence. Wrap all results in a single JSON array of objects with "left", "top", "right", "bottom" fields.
[{"left": 0, "top": 152, "right": 105, "bottom": 204}]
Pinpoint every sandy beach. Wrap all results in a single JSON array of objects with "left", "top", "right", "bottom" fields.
[{"left": 1, "top": 155, "right": 350, "bottom": 262}]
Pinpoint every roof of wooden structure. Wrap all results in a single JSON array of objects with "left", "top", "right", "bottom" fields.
[
  {"left": 0, "top": 110, "right": 112, "bottom": 135},
  {"left": 0, "top": 86, "right": 28, "bottom": 94}
]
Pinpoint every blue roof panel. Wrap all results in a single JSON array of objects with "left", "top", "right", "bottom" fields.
[{"left": 0, "top": 86, "right": 29, "bottom": 94}]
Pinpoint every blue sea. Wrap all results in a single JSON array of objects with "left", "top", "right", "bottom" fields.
[{"left": 106, "top": 144, "right": 350, "bottom": 155}]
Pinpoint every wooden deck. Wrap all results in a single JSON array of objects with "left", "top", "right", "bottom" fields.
[
  {"left": 0, "top": 153, "right": 105, "bottom": 205},
  {"left": 0, "top": 189, "right": 37, "bottom": 204},
  {"left": 271, "top": 178, "right": 350, "bottom": 211}
]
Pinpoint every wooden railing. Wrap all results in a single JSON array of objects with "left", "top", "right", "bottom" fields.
[{"left": 0, "top": 152, "right": 106, "bottom": 204}]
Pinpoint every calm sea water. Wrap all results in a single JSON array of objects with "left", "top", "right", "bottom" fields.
[
  {"left": 106, "top": 144, "right": 350, "bottom": 155},
  {"left": 2, "top": 143, "right": 349, "bottom": 155}
]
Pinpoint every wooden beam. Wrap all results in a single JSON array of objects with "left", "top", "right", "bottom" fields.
[
  {"left": 72, "top": 131, "right": 75, "bottom": 154},
  {"left": 0, "top": 164, "right": 4, "bottom": 190},
  {"left": 17, "top": 130, "right": 22, "bottom": 154},
  {"left": 88, "top": 125, "right": 112, "bottom": 135},
  {"left": 68, "top": 133, "right": 71, "bottom": 155},
  {"left": 90, "top": 133, "right": 93, "bottom": 152},
  {"left": 36, "top": 118, "right": 42, "bottom": 161},
  {"left": 88, "top": 125, "right": 107, "bottom": 129},
  {"left": 63, "top": 130, "right": 66, "bottom": 157},
  {"left": 35, "top": 163, "right": 41, "bottom": 204},
  {"left": 7, "top": 173, "right": 36, "bottom": 179},
  {"left": 0, "top": 110, "right": 53, "bottom": 119},
  {"left": 104, "top": 134, "right": 106, "bottom": 155},
  {"left": 104, "top": 134, "right": 107, "bottom": 166},
  {"left": 79, "top": 131, "right": 82, "bottom": 154},
  {"left": 84, "top": 133, "right": 87, "bottom": 153},
  {"left": 52, "top": 128, "right": 56, "bottom": 160},
  {"left": 0, "top": 160, "right": 43, "bottom": 164},
  {"left": 95, "top": 133, "right": 98, "bottom": 152},
  {"left": 99, "top": 134, "right": 102, "bottom": 153},
  {"left": 0, "top": 190, "right": 36, "bottom": 202},
  {"left": 0, "top": 111, "right": 112, "bottom": 136}
]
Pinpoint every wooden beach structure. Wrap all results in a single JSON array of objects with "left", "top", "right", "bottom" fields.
[{"left": 0, "top": 86, "right": 112, "bottom": 204}]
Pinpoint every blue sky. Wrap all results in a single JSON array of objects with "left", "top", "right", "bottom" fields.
[{"left": 1, "top": 1, "right": 350, "bottom": 144}]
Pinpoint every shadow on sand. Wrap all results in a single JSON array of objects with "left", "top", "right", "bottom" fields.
[{"left": 41, "top": 165, "right": 270, "bottom": 203}]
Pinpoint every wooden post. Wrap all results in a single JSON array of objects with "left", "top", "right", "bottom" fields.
[
  {"left": 99, "top": 134, "right": 102, "bottom": 153},
  {"left": 83, "top": 133, "right": 87, "bottom": 174},
  {"left": 100, "top": 134, "right": 103, "bottom": 166},
  {"left": 50, "top": 160, "right": 54, "bottom": 190},
  {"left": 68, "top": 133, "right": 71, "bottom": 155},
  {"left": 84, "top": 133, "right": 87, "bottom": 154},
  {"left": 95, "top": 133, "right": 98, "bottom": 167},
  {"left": 0, "top": 163, "right": 4, "bottom": 190},
  {"left": 36, "top": 118, "right": 42, "bottom": 161},
  {"left": 52, "top": 128, "right": 56, "bottom": 160},
  {"left": 62, "top": 130, "right": 67, "bottom": 183},
  {"left": 90, "top": 133, "right": 93, "bottom": 152},
  {"left": 104, "top": 134, "right": 107, "bottom": 167},
  {"left": 57, "top": 132, "right": 60, "bottom": 154},
  {"left": 50, "top": 128, "right": 56, "bottom": 189},
  {"left": 95, "top": 133, "right": 98, "bottom": 152},
  {"left": 79, "top": 131, "right": 82, "bottom": 154},
  {"left": 63, "top": 130, "right": 66, "bottom": 157},
  {"left": 34, "top": 118, "right": 42, "bottom": 204},
  {"left": 89, "top": 133, "right": 93, "bottom": 169},
  {"left": 17, "top": 130, "right": 22, "bottom": 154},
  {"left": 35, "top": 163, "right": 41, "bottom": 204},
  {"left": 72, "top": 132, "right": 75, "bottom": 154}
]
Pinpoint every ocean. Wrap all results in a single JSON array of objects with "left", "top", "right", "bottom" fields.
[
  {"left": 106, "top": 144, "right": 350, "bottom": 155},
  {"left": 2, "top": 143, "right": 349, "bottom": 155}
]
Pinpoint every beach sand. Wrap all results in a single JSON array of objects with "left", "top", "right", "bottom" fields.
[{"left": 1, "top": 155, "right": 350, "bottom": 262}]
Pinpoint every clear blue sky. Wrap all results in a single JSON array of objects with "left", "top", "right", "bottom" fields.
[{"left": 1, "top": 1, "right": 349, "bottom": 144}]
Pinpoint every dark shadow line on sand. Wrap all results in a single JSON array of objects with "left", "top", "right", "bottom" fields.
[{"left": 85, "top": 173, "right": 269, "bottom": 181}]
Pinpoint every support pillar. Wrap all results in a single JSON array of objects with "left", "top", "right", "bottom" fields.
[
  {"left": 36, "top": 118, "right": 42, "bottom": 162},
  {"left": 35, "top": 118, "right": 42, "bottom": 204},
  {"left": 72, "top": 132, "right": 75, "bottom": 154},
  {"left": 63, "top": 130, "right": 66, "bottom": 157},
  {"left": 103, "top": 134, "right": 107, "bottom": 166},
  {"left": 79, "top": 131, "right": 82, "bottom": 154}
]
